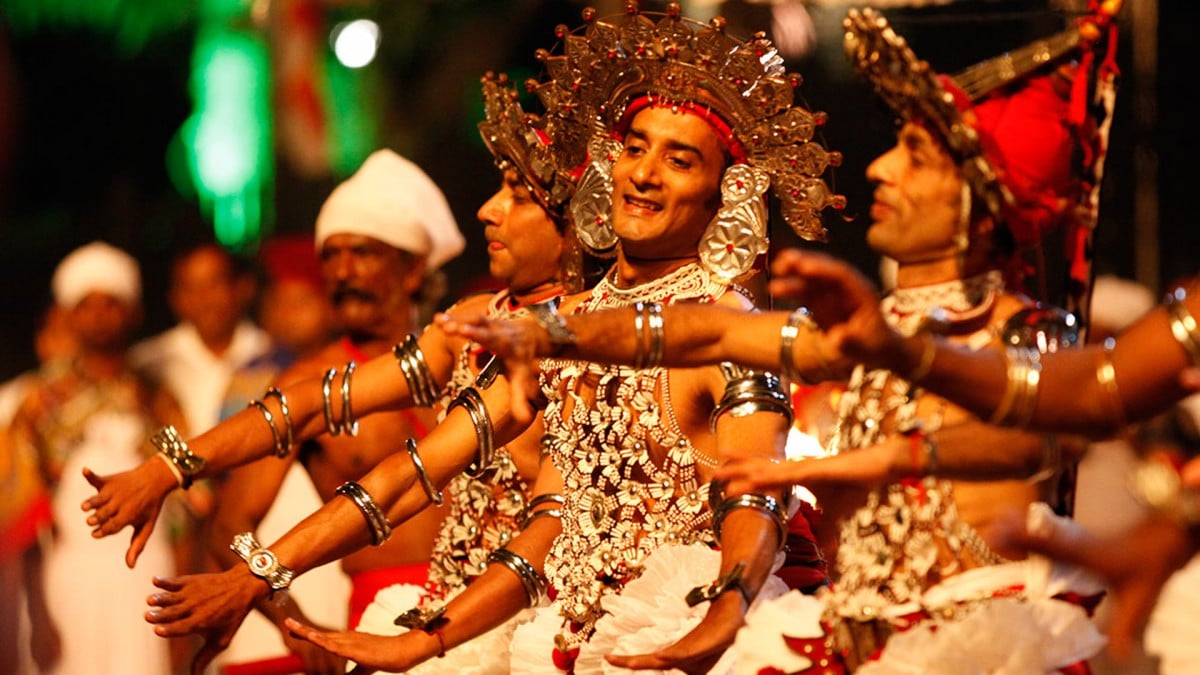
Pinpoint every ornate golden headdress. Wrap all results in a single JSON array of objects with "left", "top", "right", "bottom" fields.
[
  {"left": 525, "top": 1, "right": 844, "bottom": 280},
  {"left": 844, "top": 3, "right": 1123, "bottom": 318},
  {"left": 478, "top": 71, "right": 575, "bottom": 215}
]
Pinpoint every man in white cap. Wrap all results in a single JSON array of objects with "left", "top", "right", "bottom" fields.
[
  {"left": 200, "top": 149, "right": 464, "bottom": 673},
  {"left": 7, "top": 241, "right": 188, "bottom": 675}
]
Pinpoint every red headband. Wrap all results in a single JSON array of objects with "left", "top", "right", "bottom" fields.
[{"left": 614, "top": 95, "right": 748, "bottom": 165}]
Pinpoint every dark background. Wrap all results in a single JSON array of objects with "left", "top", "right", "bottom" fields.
[{"left": 0, "top": 0, "right": 1193, "bottom": 380}]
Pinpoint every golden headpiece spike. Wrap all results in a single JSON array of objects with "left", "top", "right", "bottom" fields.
[{"left": 528, "top": 1, "right": 844, "bottom": 249}]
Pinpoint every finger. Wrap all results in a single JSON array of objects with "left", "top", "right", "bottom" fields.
[
  {"left": 190, "top": 640, "right": 223, "bottom": 675},
  {"left": 125, "top": 522, "right": 153, "bottom": 567},
  {"left": 604, "top": 652, "right": 670, "bottom": 670},
  {"left": 152, "top": 575, "right": 185, "bottom": 592},
  {"left": 81, "top": 467, "right": 106, "bottom": 490}
]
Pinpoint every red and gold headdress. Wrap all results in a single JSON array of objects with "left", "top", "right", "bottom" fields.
[
  {"left": 525, "top": 1, "right": 845, "bottom": 280},
  {"left": 844, "top": 2, "right": 1123, "bottom": 322}
]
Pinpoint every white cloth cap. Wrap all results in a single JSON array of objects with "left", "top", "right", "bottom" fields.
[
  {"left": 314, "top": 149, "right": 465, "bottom": 270},
  {"left": 51, "top": 241, "right": 141, "bottom": 309}
]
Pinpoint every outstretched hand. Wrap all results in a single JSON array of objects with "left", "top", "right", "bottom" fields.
[
  {"left": 435, "top": 311, "right": 544, "bottom": 424},
  {"left": 604, "top": 595, "right": 743, "bottom": 674},
  {"left": 80, "top": 462, "right": 171, "bottom": 568},
  {"left": 145, "top": 570, "right": 264, "bottom": 675},
  {"left": 769, "top": 249, "right": 898, "bottom": 369},
  {"left": 284, "top": 618, "right": 423, "bottom": 675}
]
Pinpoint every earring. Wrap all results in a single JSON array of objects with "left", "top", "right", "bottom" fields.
[
  {"left": 699, "top": 164, "right": 771, "bottom": 280},
  {"left": 569, "top": 135, "right": 623, "bottom": 256},
  {"left": 954, "top": 181, "right": 972, "bottom": 254}
]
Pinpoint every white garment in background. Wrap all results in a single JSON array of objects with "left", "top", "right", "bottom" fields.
[
  {"left": 43, "top": 412, "right": 174, "bottom": 675},
  {"left": 129, "top": 320, "right": 270, "bottom": 436}
]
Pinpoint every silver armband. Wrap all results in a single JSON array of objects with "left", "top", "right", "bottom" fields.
[
  {"left": 709, "top": 482, "right": 789, "bottom": 551},
  {"left": 530, "top": 298, "right": 576, "bottom": 347},
  {"left": 520, "top": 493, "right": 565, "bottom": 530},
  {"left": 335, "top": 481, "right": 392, "bottom": 546}
]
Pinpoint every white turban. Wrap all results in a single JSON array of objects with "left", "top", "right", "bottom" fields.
[
  {"left": 51, "top": 241, "right": 141, "bottom": 309},
  {"left": 314, "top": 149, "right": 465, "bottom": 270}
]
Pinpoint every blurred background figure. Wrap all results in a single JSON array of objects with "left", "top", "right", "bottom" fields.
[
  {"left": 0, "top": 303, "right": 75, "bottom": 675},
  {"left": 7, "top": 241, "right": 188, "bottom": 674}
]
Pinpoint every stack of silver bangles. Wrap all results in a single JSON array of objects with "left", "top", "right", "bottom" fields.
[
  {"left": 335, "top": 481, "right": 392, "bottom": 545},
  {"left": 709, "top": 481, "right": 789, "bottom": 551},
  {"left": 151, "top": 425, "right": 206, "bottom": 489},
  {"left": 632, "top": 301, "right": 664, "bottom": 369},
  {"left": 709, "top": 368, "right": 793, "bottom": 432},
  {"left": 487, "top": 548, "right": 547, "bottom": 607},
  {"left": 394, "top": 334, "right": 440, "bottom": 407},
  {"left": 247, "top": 386, "right": 294, "bottom": 458},
  {"left": 519, "top": 493, "right": 565, "bottom": 530},
  {"left": 322, "top": 362, "right": 361, "bottom": 437}
]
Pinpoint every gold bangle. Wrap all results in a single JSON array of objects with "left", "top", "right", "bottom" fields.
[
  {"left": 1165, "top": 287, "right": 1200, "bottom": 367},
  {"left": 779, "top": 307, "right": 815, "bottom": 384},
  {"left": 989, "top": 347, "right": 1041, "bottom": 427},
  {"left": 1096, "top": 337, "right": 1127, "bottom": 429},
  {"left": 905, "top": 333, "right": 937, "bottom": 384}
]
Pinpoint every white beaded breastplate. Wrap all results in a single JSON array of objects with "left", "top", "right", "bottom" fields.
[{"left": 539, "top": 263, "right": 726, "bottom": 649}]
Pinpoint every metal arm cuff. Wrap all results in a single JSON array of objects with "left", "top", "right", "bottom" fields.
[
  {"left": 335, "top": 481, "right": 392, "bottom": 546},
  {"left": 150, "top": 425, "right": 205, "bottom": 490}
]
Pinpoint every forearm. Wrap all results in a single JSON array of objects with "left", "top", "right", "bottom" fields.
[{"left": 557, "top": 304, "right": 785, "bottom": 370}]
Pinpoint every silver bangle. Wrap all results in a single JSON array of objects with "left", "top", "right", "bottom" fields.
[
  {"left": 520, "top": 493, "right": 565, "bottom": 530},
  {"left": 709, "top": 368, "right": 793, "bottom": 432},
  {"left": 530, "top": 299, "right": 577, "bottom": 347},
  {"left": 247, "top": 399, "right": 285, "bottom": 458},
  {"left": 322, "top": 368, "right": 341, "bottom": 436},
  {"left": 394, "top": 334, "right": 440, "bottom": 407},
  {"left": 405, "top": 438, "right": 443, "bottom": 506},
  {"left": 340, "top": 361, "right": 360, "bottom": 437},
  {"left": 262, "top": 387, "right": 294, "bottom": 457},
  {"left": 487, "top": 548, "right": 546, "bottom": 608},
  {"left": 151, "top": 425, "right": 205, "bottom": 490},
  {"left": 709, "top": 487, "right": 788, "bottom": 551},
  {"left": 335, "top": 481, "right": 392, "bottom": 546},
  {"left": 447, "top": 387, "right": 494, "bottom": 478},
  {"left": 778, "top": 307, "right": 815, "bottom": 384},
  {"left": 685, "top": 561, "right": 752, "bottom": 608},
  {"left": 1165, "top": 287, "right": 1200, "bottom": 367},
  {"left": 632, "top": 301, "right": 664, "bottom": 370}
]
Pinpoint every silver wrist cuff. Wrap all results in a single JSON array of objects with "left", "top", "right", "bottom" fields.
[
  {"left": 487, "top": 548, "right": 546, "bottom": 608},
  {"left": 405, "top": 438, "right": 444, "bottom": 506},
  {"left": 394, "top": 334, "right": 440, "bottom": 407},
  {"left": 151, "top": 425, "right": 205, "bottom": 489},
  {"left": 447, "top": 387, "right": 495, "bottom": 478},
  {"left": 230, "top": 531, "right": 295, "bottom": 591}
]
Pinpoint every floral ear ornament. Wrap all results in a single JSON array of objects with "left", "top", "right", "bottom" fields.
[{"left": 525, "top": 1, "right": 845, "bottom": 281}]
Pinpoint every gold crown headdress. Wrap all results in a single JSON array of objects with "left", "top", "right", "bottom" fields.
[
  {"left": 477, "top": 72, "right": 597, "bottom": 293},
  {"left": 478, "top": 72, "right": 574, "bottom": 215},
  {"left": 526, "top": 1, "right": 845, "bottom": 280}
]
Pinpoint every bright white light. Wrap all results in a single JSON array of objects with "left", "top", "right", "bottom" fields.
[{"left": 331, "top": 19, "right": 380, "bottom": 69}]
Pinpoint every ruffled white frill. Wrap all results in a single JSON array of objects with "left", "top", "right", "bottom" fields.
[{"left": 1144, "top": 553, "right": 1200, "bottom": 675}]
